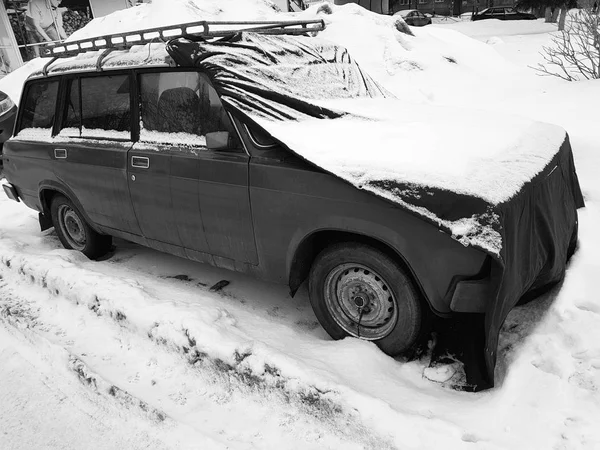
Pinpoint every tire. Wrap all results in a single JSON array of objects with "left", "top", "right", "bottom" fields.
[
  {"left": 308, "top": 242, "right": 423, "bottom": 356},
  {"left": 567, "top": 220, "right": 578, "bottom": 260},
  {"left": 50, "top": 194, "right": 112, "bottom": 260}
]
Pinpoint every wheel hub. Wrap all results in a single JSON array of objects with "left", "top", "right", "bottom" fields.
[
  {"left": 324, "top": 263, "right": 398, "bottom": 340},
  {"left": 58, "top": 205, "right": 86, "bottom": 250}
]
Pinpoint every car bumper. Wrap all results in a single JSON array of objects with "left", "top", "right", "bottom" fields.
[{"left": 2, "top": 182, "right": 20, "bottom": 202}]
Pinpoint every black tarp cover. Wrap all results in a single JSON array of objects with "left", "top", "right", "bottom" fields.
[{"left": 166, "top": 34, "right": 585, "bottom": 389}]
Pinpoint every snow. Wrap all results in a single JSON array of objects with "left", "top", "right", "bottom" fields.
[
  {"left": 257, "top": 98, "right": 565, "bottom": 200},
  {"left": 15, "top": 127, "right": 53, "bottom": 140},
  {"left": 29, "top": 43, "right": 172, "bottom": 79},
  {"left": 140, "top": 129, "right": 207, "bottom": 147},
  {"left": 2, "top": 1, "right": 600, "bottom": 449}
]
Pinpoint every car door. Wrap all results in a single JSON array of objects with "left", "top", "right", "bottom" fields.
[
  {"left": 416, "top": 12, "right": 428, "bottom": 26},
  {"left": 505, "top": 8, "right": 519, "bottom": 20},
  {"left": 52, "top": 73, "right": 142, "bottom": 236},
  {"left": 131, "top": 69, "right": 258, "bottom": 266}
]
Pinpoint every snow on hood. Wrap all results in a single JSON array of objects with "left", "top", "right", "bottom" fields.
[
  {"left": 262, "top": 97, "right": 566, "bottom": 206},
  {"left": 252, "top": 98, "right": 566, "bottom": 255}
]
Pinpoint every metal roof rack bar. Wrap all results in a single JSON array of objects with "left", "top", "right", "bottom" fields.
[{"left": 40, "top": 19, "right": 326, "bottom": 59}]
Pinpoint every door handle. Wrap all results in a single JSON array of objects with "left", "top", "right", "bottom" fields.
[
  {"left": 131, "top": 156, "right": 149, "bottom": 169},
  {"left": 54, "top": 148, "right": 67, "bottom": 159}
]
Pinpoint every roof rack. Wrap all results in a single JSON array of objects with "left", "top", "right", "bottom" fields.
[{"left": 40, "top": 19, "right": 326, "bottom": 59}]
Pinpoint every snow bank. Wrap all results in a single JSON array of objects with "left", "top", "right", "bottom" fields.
[
  {"left": 0, "top": 0, "right": 537, "bottom": 108},
  {"left": 301, "top": 3, "right": 528, "bottom": 105},
  {"left": 68, "top": 0, "right": 282, "bottom": 41}
]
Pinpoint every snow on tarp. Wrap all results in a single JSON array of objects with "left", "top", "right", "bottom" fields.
[{"left": 166, "top": 33, "right": 584, "bottom": 389}]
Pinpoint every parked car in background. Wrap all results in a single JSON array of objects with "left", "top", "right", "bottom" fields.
[
  {"left": 0, "top": 90, "right": 17, "bottom": 166},
  {"left": 472, "top": 7, "right": 537, "bottom": 21},
  {"left": 394, "top": 10, "right": 432, "bottom": 26}
]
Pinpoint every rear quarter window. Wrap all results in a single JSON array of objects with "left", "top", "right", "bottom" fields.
[{"left": 18, "top": 80, "right": 59, "bottom": 133}]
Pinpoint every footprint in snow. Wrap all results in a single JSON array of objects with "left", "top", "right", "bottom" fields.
[{"left": 574, "top": 301, "right": 600, "bottom": 314}]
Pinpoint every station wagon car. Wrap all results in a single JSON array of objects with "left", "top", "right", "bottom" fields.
[{"left": 1, "top": 20, "right": 583, "bottom": 390}]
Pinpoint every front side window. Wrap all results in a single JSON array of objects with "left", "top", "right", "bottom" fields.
[
  {"left": 139, "top": 71, "right": 239, "bottom": 149},
  {"left": 59, "top": 74, "right": 131, "bottom": 140},
  {"left": 19, "top": 80, "right": 59, "bottom": 132}
]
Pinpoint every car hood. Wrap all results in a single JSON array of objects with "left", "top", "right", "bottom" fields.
[{"left": 251, "top": 98, "right": 567, "bottom": 256}]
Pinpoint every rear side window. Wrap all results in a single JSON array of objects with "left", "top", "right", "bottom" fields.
[
  {"left": 19, "top": 80, "right": 59, "bottom": 131},
  {"left": 138, "top": 71, "right": 239, "bottom": 149},
  {"left": 59, "top": 74, "right": 131, "bottom": 140}
]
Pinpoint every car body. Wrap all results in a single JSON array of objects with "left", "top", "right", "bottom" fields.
[
  {"left": 0, "top": 90, "right": 17, "bottom": 166},
  {"left": 394, "top": 9, "right": 432, "bottom": 26},
  {"left": 472, "top": 7, "right": 537, "bottom": 21},
  {"left": 1, "top": 29, "right": 583, "bottom": 390}
]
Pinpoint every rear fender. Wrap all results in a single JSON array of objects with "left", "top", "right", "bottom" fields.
[{"left": 38, "top": 180, "right": 104, "bottom": 235}]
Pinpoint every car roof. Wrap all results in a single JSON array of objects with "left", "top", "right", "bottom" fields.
[{"left": 396, "top": 10, "right": 418, "bottom": 17}]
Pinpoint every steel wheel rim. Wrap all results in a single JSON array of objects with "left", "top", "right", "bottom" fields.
[
  {"left": 324, "top": 263, "right": 398, "bottom": 340},
  {"left": 58, "top": 204, "right": 86, "bottom": 251}
]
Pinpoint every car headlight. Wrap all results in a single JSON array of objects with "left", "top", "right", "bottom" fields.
[{"left": 0, "top": 92, "right": 15, "bottom": 119}]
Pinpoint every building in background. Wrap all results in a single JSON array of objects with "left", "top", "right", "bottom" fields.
[
  {"left": 331, "top": 0, "right": 516, "bottom": 16},
  {"left": 0, "top": 0, "right": 145, "bottom": 78}
]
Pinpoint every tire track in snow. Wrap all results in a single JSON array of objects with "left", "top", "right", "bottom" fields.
[{"left": 0, "top": 252, "right": 396, "bottom": 450}]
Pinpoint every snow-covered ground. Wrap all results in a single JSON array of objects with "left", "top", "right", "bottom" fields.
[{"left": 2, "top": 2, "right": 600, "bottom": 449}]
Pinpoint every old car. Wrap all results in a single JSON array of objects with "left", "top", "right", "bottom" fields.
[
  {"left": 0, "top": 89, "right": 17, "bottom": 167},
  {"left": 472, "top": 7, "right": 537, "bottom": 21},
  {"left": 394, "top": 9, "right": 432, "bottom": 26},
  {"left": 1, "top": 20, "right": 583, "bottom": 390}
]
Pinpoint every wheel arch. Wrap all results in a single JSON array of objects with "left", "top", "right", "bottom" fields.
[
  {"left": 38, "top": 182, "right": 104, "bottom": 234},
  {"left": 287, "top": 229, "right": 429, "bottom": 309}
]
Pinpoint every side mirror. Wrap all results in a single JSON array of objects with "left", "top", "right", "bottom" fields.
[{"left": 206, "top": 131, "right": 231, "bottom": 151}]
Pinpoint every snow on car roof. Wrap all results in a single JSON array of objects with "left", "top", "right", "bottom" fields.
[
  {"left": 28, "top": 43, "right": 173, "bottom": 79},
  {"left": 396, "top": 10, "right": 418, "bottom": 17}
]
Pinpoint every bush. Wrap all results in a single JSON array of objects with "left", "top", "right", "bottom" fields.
[{"left": 535, "top": 8, "right": 600, "bottom": 81}]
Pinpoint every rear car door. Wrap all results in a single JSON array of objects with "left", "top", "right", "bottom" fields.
[
  {"left": 492, "top": 8, "right": 506, "bottom": 19},
  {"left": 52, "top": 73, "right": 141, "bottom": 237},
  {"left": 132, "top": 69, "right": 258, "bottom": 266}
]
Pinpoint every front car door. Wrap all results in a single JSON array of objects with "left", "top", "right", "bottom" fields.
[
  {"left": 132, "top": 69, "right": 258, "bottom": 266},
  {"left": 415, "top": 12, "right": 428, "bottom": 26}
]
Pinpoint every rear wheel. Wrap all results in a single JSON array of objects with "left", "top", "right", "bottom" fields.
[
  {"left": 50, "top": 195, "right": 112, "bottom": 260},
  {"left": 308, "top": 243, "right": 423, "bottom": 355}
]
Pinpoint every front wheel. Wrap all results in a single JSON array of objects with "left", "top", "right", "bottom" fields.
[
  {"left": 308, "top": 243, "right": 423, "bottom": 356},
  {"left": 50, "top": 194, "right": 112, "bottom": 260}
]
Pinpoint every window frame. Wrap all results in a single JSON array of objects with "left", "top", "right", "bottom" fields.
[
  {"left": 56, "top": 69, "right": 135, "bottom": 142},
  {"left": 133, "top": 67, "right": 244, "bottom": 153}
]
